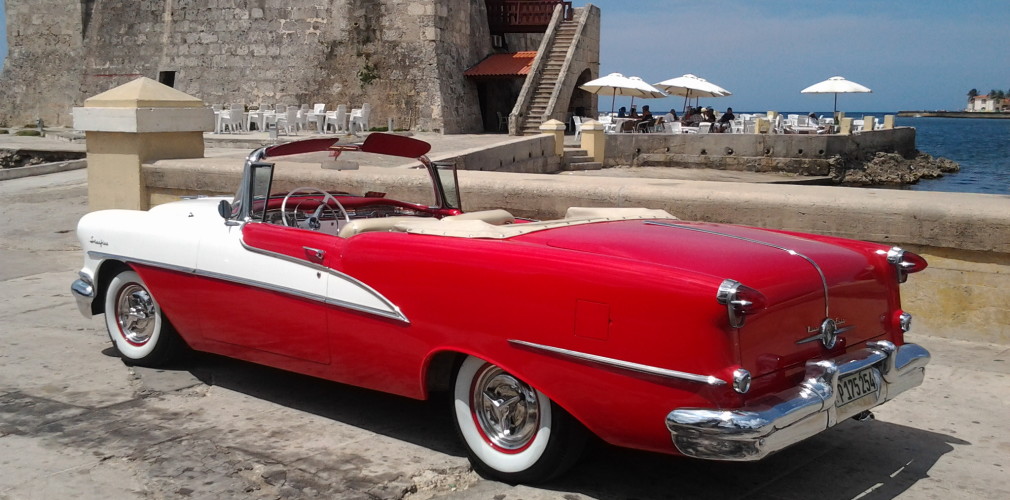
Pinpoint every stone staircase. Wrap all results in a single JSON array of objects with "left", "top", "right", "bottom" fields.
[
  {"left": 561, "top": 147, "right": 602, "bottom": 171},
  {"left": 520, "top": 19, "right": 578, "bottom": 136}
]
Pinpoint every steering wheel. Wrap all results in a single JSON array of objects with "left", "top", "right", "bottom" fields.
[{"left": 280, "top": 187, "right": 351, "bottom": 230}]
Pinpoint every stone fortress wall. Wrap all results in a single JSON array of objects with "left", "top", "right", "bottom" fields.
[{"left": 0, "top": 0, "right": 498, "bottom": 133}]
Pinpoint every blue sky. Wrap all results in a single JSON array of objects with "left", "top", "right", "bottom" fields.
[
  {"left": 593, "top": 0, "right": 1009, "bottom": 113},
  {"left": 1, "top": 1, "right": 1005, "bottom": 113}
]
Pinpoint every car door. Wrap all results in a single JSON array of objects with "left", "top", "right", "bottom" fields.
[{"left": 192, "top": 221, "right": 336, "bottom": 364}]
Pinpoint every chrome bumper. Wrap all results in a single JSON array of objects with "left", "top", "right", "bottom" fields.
[
  {"left": 70, "top": 274, "right": 95, "bottom": 317},
  {"left": 666, "top": 341, "right": 929, "bottom": 461}
]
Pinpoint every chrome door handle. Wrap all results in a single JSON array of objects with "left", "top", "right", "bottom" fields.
[{"left": 303, "top": 246, "right": 325, "bottom": 260}]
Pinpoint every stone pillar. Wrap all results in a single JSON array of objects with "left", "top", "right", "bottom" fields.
[
  {"left": 883, "top": 115, "right": 895, "bottom": 129},
  {"left": 862, "top": 115, "right": 875, "bottom": 131},
  {"left": 839, "top": 117, "right": 854, "bottom": 135},
  {"left": 73, "top": 77, "right": 214, "bottom": 211},
  {"left": 580, "top": 120, "right": 606, "bottom": 163},
  {"left": 539, "top": 119, "right": 567, "bottom": 157}
]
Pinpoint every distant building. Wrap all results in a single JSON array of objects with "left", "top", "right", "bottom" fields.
[
  {"left": 966, "top": 95, "right": 1009, "bottom": 112},
  {"left": 0, "top": 0, "right": 600, "bottom": 135}
]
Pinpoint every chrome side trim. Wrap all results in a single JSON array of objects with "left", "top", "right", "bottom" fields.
[
  {"left": 237, "top": 238, "right": 333, "bottom": 274},
  {"left": 666, "top": 342, "right": 929, "bottom": 460},
  {"left": 238, "top": 237, "right": 409, "bottom": 323},
  {"left": 645, "top": 221, "right": 831, "bottom": 317},
  {"left": 88, "top": 251, "right": 195, "bottom": 274},
  {"left": 508, "top": 339, "right": 727, "bottom": 386},
  {"left": 87, "top": 250, "right": 410, "bottom": 324}
]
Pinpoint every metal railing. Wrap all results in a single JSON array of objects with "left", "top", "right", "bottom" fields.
[{"left": 486, "top": 0, "right": 573, "bottom": 33}]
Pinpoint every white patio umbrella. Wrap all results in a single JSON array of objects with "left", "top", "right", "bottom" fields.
[
  {"left": 654, "top": 74, "right": 731, "bottom": 112},
  {"left": 800, "top": 76, "right": 872, "bottom": 113},
  {"left": 580, "top": 72, "right": 666, "bottom": 114},
  {"left": 626, "top": 76, "right": 667, "bottom": 110}
]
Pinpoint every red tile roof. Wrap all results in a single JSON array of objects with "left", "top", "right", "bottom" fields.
[{"left": 464, "top": 52, "right": 536, "bottom": 78}]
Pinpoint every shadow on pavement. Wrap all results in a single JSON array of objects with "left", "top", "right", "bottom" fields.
[
  {"left": 140, "top": 351, "right": 966, "bottom": 499},
  {"left": 181, "top": 352, "right": 466, "bottom": 457}
]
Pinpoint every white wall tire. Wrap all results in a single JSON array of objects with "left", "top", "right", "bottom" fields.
[
  {"left": 452, "top": 355, "right": 586, "bottom": 483},
  {"left": 103, "top": 269, "right": 181, "bottom": 366}
]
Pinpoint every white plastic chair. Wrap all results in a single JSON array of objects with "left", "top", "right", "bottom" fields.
[
  {"left": 350, "top": 103, "right": 371, "bottom": 133},
  {"left": 325, "top": 104, "right": 348, "bottom": 133},
  {"left": 219, "top": 104, "right": 245, "bottom": 133},
  {"left": 731, "top": 119, "right": 744, "bottom": 134},
  {"left": 773, "top": 114, "right": 784, "bottom": 133},
  {"left": 697, "top": 122, "right": 712, "bottom": 134},
  {"left": 572, "top": 116, "right": 584, "bottom": 139},
  {"left": 305, "top": 103, "right": 326, "bottom": 132},
  {"left": 665, "top": 121, "right": 682, "bottom": 134},
  {"left": 597, "top": 115, "right": 617, "bottom": 134},
  {"left": 275, "top": 106, "right": 299, "bottom": 135}
]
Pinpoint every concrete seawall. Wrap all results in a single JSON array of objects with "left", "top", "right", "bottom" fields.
[
  {"left": 146, "top": 155, "right": 1009, "bottom": 344},
  {"left": 605, "top": 127, "right": 916, "bottom": 174}
]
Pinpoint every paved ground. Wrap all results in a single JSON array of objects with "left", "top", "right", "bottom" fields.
[{"left": 1, "top": 164, "right": 1009, "bottom": 499}]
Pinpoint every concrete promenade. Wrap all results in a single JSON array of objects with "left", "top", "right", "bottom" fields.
[{"left": 1, "top": 168, "right": 1009, "bottom": 498}]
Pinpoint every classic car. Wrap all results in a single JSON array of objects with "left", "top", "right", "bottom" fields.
[{"left": 71, "top": 133, "right": 930, "bottom": 483}]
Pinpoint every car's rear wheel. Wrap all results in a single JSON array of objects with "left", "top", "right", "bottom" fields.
[
  {"left": 452, "top": 355, "right": 586, "bottom": 483},
  {"left": 104, "top": 269, "right": 182, "bottom": 367}
]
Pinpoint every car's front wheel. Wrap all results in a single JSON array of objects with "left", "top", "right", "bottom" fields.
[
  {"left": 104, "top": 269, "right": 182, "bottom": 367},
  {"left": 452, "top": 355, "right": 586, "bottom": 483}
]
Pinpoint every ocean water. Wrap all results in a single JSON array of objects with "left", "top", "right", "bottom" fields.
[
  {"left": 763, "top": 112, "right": 1010, "bottom": 196},
  {"left": 895, "top": 116, "right": 1010, "bottom": 196},
  {"left": 758, "top": 112, "right": 1010, "bottom": 195}
]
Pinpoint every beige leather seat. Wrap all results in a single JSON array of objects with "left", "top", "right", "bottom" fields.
[
  {"left": 440, "top": 209, "right": 515, "bottom": 225},
  {"left": 338, "top": 216, "right": 422, "bottom": 238}
]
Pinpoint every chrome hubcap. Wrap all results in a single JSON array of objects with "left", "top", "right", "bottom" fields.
[
  {"left": 116, "top": 284, "right": 156, "bottom": 345},
  {"left": 472, "top": 365, "right": 540, "bottom": 450}
]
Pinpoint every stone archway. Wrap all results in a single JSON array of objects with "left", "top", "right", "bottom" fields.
[{"left": 567, "top": 68, "right": 596, "bottom": 122}]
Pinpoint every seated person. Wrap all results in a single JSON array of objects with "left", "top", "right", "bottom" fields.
[
  {"left": 716, "top": 107, "right": 735, "bottom": 132},
  {"left": 628, "top": 105, "right": 639, "bottom": 118},
  {"left": 663, "top": 108, "right": 678, "bottom": 123},
  {"left": 809, "top": 113, "right": 833, "bottom": 134},
  {"left": 682, "top": 107, "right": 703, "bottom": 127},
  {"left": 701, "top": 107, "right": 718, "bottom": 132},
  {"left": 702, "top": 107, "right": 717, "bottom": 123},
  {"left": 636, "top": 105, "right": 656, "bottom": 132},
  {"left": 617, "top": 106, "right": 627, "bottom": 118}
]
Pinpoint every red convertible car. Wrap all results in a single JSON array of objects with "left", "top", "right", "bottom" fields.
[{"left": 72, "top": 133, "right": 930, "bottom": 483}]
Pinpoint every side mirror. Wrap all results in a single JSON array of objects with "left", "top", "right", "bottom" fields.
[
  {"left": 218, "top": 200, "right": 240, "bottom": 226},
  {"left": 218, "top": 199, "right": 232, "bottom": 219}
]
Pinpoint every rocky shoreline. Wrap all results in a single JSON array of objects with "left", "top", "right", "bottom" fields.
[
  {"left": 833, "top": 151, "right": 960, "bottom": 186},
  {"left": 0, "top": 148, "right": 86, "bottom": 170}
]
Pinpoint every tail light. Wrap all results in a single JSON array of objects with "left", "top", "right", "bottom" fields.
[
  {"left": 716, "top": 279, "right": 767, "bottom": 328},
  {"left": 886, "top": 247, "right": 928, "bottom": 283}
]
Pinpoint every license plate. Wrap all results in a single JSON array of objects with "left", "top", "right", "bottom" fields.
[{"left": 836, "top": 367, "right": 879, "bottom": 406}]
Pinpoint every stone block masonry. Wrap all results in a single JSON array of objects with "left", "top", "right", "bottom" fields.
[{"left": 0, "top": 0, "right": 492, "bottom": 133}]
